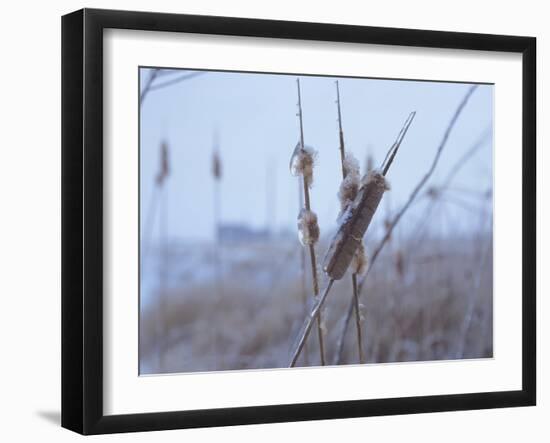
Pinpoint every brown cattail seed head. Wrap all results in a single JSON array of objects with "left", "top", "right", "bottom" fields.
[
  {"left": 351, "top": 241, "right": 368, "bottom": 275},
  {"left": 395, "top": 250, "right": 405, "bottom": 279},
  {"left": 212, "top": 150, "right": 222, "bottom": 180},
  {"left": 323, "top": 170, "right": 388, "bottom": 280},
  {"left": 156, "top": 141, "right": 170, "bottom": 186},
  {"left": 427, "top": 186, "right": 439, "bottom": 199},
  {"left": 289, "top": 142, "right": 317, "bottom": 187},
  {"left": 297, "top": 209, "right": 320, "bottom": 246}
]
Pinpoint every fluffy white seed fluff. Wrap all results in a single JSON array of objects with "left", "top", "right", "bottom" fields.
[
  {"left": 342, "top": 152, "right": 360, "bottom": 178},
  {"left": 338, "top": 152, "right": 361, "bottom": 213},
  {"left": 361, "top": 168, "right": 391, "bottom": 191},
  {"left": 297, "top": 209, "right": 320, "bottom": 246},
  {"left": 351, "top": 241, "right": 368, "bottom": 275},
  {"left": 319, "top": 318, "right": 328, "bottom": 335},
  {"left": 289, "top": 143, "right": 317, "bottom": 187}
]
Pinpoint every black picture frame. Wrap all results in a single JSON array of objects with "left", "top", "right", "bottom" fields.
[{"left": 62, "top": 8, "right": 536, "bottom": 435}]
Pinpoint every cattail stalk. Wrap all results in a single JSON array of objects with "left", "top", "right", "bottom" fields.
[
  {"left": 335, "top": 81, "right": 365, "bottom": 364},
  {"left": 212, "top": 133, "right": 223, "bottom": 299},
  {"left": 152, "top": 141, "right": 170, "bottom": 370},
  {"left": 142, "top": 141, "right": 170, "bottom": 259},
  {"left": 351, "top": 273, "right": 364, "bottom": 363},
  {"left": 293, "top": 78, "right": 326, "bottom": 365},
  {"left": 290, "top": 280, "right": 334, "bottom": 366},
  {"left": 298, "top": 183, "right": 310, "bottom": 365}
]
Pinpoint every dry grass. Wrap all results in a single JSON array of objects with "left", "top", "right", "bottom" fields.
[{"left": 140, "top": 232, "right": 492, "bottom": 374}]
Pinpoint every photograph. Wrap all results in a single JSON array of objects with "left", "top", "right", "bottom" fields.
[{"left": 138, "top": 67, "right": 494, "bottom": 375}]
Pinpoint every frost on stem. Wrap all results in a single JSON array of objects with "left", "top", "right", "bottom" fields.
[
  {"left": 289, "top": 142, "right": 317, "bottom": 187},
  {"left": 358, "top": 303, "right": 366, "bottom": 323},
  {"left": 338, "top": 152, "right": 361, "bottom": 214},
  {"left": 297, "top": 209, "right": 320, "bottom": 246},
  {"left": 319, "top": 308, "right": 328, "bottom": 334}
]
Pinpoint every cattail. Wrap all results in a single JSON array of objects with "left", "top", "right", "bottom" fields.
[
  {"left": 324, "top": 170, "right": 389, "bottom": 281},
  {"left": 395, "top": 249, "right": 405, "bottom": 279},
  {"left": 427, "top": 186, "right": 439, "bottom": 199},
  {"left": 144, "top": 140, "right": 171, "bottom": 258},
  {"left": 211, "top": 133, "right": 223, "bottom": 366},
  {"left": 211, "top": 133, "right": 223, "bottom": 298},
  {"left": 156, "top": 141, "right": 170, "bottom": 185},
  {"left": 155, "top": 140, "right": 171, "bottom": 370},
  {"left": 212, "top": 149, "right": 222, "bottom": 181}
]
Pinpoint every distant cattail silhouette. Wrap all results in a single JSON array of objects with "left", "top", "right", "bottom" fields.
[
  {"left": 395, "top": 249, "right": 405, "bottom": 280},
  {"left": 212, "top": 132, "right": 224, "bottom": 301},
  {"left": 212, "top": 148, "right": 222, "bottom": 181},
  {"left": 144, "top": 139, "right": 171, "bottom": 371},
  {"left": 156, "top": 141, "right": 170, "bottom": 185}
]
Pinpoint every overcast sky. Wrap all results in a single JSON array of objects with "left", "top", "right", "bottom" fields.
[{"left": 139, "top": 68, "right": 493, "bottom": 244}]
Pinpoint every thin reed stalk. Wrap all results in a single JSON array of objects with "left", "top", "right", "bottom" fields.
[
  {"left": 455, "top": 207, "right": 493, "bottom": 358},
  {"left": 298, "top": 183, "right": 310, "bottom": 365},
  {"left": 290, "top": 280, "right": 335, "bottom": 367},
  {"left": 140, "top": 69, "right": 205, "bottom": 104},
  {"left": 291, "top": 78, "right": 325, "bottom": 365},
  {"left": 211, "top": 133, "right": 224, "bottom": 369},
  {"left": 141, "top": 185, "right": 160, "bottom": 263},
  {"left": 351, "top": 273, "right": 365, "bottom": 363},
  {"left": 410, "top": 126, "right": 492, "bottom": 249},
  {"left": 151, "top": 140, "right": 170, "bottom": 370},
  {"left": 158, "top": 180, "right": 168, "bottom": 370}
]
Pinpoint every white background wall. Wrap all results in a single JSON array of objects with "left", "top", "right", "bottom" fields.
[{"left": 0, "top": 0, "right": 545, "bottom": 441}]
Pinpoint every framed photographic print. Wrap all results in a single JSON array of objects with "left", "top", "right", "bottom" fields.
[{"left": 61, "top": 8, "right": 536, "bottom": 435}]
